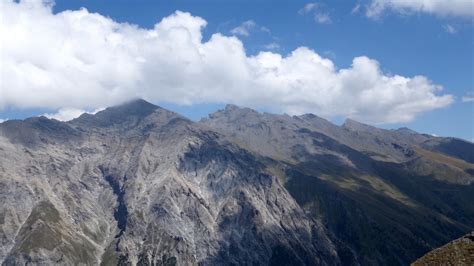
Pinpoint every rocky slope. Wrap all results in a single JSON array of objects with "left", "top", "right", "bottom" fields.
[
  {"left": 0, "top": 100, "right": 337, "bottom": 265},
  {"left": 0, "top": 99, "right": 472, "bottom": 265},
  {"left": 411, "top": 231, "right": 474, "bottom": 265},
  {"left": 201, "top": 104, "right": 474, "bottom": 265}
]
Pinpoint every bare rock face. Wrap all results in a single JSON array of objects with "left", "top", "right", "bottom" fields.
[
  {"left": 0, "top": 100, "right": 338, "bottom": 265},
  {"left": 201, "top": 104, "right": 474, "bottom": 265},
  {"left": 1, "top": 100, "right": 473, "bottom": 265}
]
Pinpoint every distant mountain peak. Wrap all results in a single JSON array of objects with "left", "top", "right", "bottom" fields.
[
  {"left": 224, "top": 103, "right": 240, "bottom": 111},
  {"left": 69, "top": 98, "right": 180, "bottom": 128},
  {"left": 207, "top": 104, "right": 259, "bottom": 121},
  {"left": 297, "top": 113, "right": 331, "bottom": 123},
  {"left": 396, "top": 127, "right": 418, "bottom": 135},
  {"left": 298, "top": 113, "right": 318, "bottom": 119},
  {"left": 107, "top": 98, "right": 159, "bottom": 112},
  {"left": 223, "top": 104, "right": 257, "bottom": 113},
  {"left": 342, "top": 118, "right": 377, "bottom": 132}
]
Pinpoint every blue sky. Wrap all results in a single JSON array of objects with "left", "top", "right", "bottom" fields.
[{"left": 1, "top": 0, "right": 473, "bottom": 141}]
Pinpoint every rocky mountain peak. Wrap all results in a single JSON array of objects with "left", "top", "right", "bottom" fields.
[
  {"left": 342, "top": 118, "right": 377, "bottom": 132},
  {"left": 69, "top": 98, "right": 183, "bottom": 129},
  {"left": 82, "top": 98, "right": 159, "bottom": 119},
  {"left": 396, "top": 127, "right": 418, "bottom": 135},
  {"left": 0, "top": 100, "right": 340, "bottom": 265},
  {"left": 296, "top": 113, "right": 335, "bottom": 129},
  {"left": 207, "top": 104, "right": 260, "bottom": 122},
  {"left": 0, "top": 115, "right": 80, "bottom": 147},
  {"left": 1, "top": 101, "right": 473, "bottom": 265},
  {"left": 224, "top": 103, "right": 240, "bottom": 112}
]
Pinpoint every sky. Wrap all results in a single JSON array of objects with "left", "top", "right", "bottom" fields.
[{"left": 0, "top": 0, "right": 473, "bottom": 141}]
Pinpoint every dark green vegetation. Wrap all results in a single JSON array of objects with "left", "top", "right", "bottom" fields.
[{"left": 283, "top": 158, "right": 473, "bottom": 265}]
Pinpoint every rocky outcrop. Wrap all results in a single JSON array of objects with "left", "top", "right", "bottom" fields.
[
  {"left": 0, "top": 99, "right": 472, "bottom": 265},
  {"left": 201, "top": 104, "right": 474, "bottom": 265},
  {"left": 411, "top": 231, "right": 474, "bottom": 266},
  {"left": 0, "top": 99, "right": 338, "bottom": 265}
]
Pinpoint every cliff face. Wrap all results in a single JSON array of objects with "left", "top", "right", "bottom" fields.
[
  {"left": 201, "top": 104, "right": 474, "bottom": 265},
  {"left": 0, "top": 100, "right": 473, "bottom": 265},
  {"left": 0, "top": 100, "right": 337, "bottom": 265}
]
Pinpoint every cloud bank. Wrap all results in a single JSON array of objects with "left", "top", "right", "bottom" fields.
[
  {"left": 366, "top": 0, "right": 474, "bottom": 19},
  {"left": 43, "top": 107, "right": 105, "bottom": 121},
  {"left": 0, "top": 0, "right": 453, "bottom": 123}
]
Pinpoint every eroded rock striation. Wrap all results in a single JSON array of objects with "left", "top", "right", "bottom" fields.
[
  {"left": 0, "top": 100, "right": 337, "bottom": 265},
  {"left": 1, "top": 99, "right": 473, "bottom": 265},
  {"left": 201, "top": 104, "right": 474, "bottom": 265}
]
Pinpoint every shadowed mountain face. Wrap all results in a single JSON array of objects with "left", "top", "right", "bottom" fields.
[
  {"left": 0, "top": 100, "right": 472, "bottom": 265},
  {"left": 201, "top": 104, "right": 474, "bottom": 265}
]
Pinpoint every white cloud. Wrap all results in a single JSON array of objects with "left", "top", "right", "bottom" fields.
[
  {"left": 462, "top": 92, "right": 474, "bottom": 103},
  {"left": 0, "top": 0, "right": 454, "bottom": 124},
  {"left": 443, "top": 24, "right": 458, "bottom": 34},
  {"left": 263, "top": 42, "right": 280, "bottom": 50},
  {"left": 0, "top": 119, "right": 6, "bottom": 123},
  {"left": 230, "top": 20, "right": 256, "bottom": 36},
  {"left": 43, "top": 107, "right": 104, "bottom": 121},
  {"left": 43, "top": 108, "right": 87, "bottom": 121},
  {"left": 230, "top": 20, "right": 271, "bottom": 37},
  {"left": 351, "top": 4, "right": 361, "bottom": 15},
  {"left": 462, "top": 96, "right": 474, "bottom": 103},
  {"left": 366, "top": 0, "right": 474, "bottom": 19},
  {"left": 260, "top": 26, "right": 271, "bottom": 33},
  {"left": 230, "top": 20, "right": 270, "bottom": 37},
  {"left": 314, "top": 13, "right": 331, "bottom": 24},
  {"left": 299, "top": 3, "right": 318, "bottom": 14},
  {"left": 299, "top": 2, "right": 332, "bottom": 24}
]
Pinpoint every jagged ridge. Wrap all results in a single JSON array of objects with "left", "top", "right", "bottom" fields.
[{"left": 0, "top": 99, "right": 472, "bottom": 265}]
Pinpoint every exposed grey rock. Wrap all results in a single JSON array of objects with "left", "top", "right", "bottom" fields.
[
  {"left": 412, "top": 231, "right": 474, "bottom": 265},
  {"left": 201, "top": 104, "right": 474, "bottom": 265},
  {"left": 1, "top": 100, "right": 472, "bottom": 265},
  {"left": 0, "top": 100, "right": 338, "bottom": 265}
]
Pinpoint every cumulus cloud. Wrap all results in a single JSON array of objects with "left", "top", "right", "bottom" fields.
[
  {"left": 0, "top": 0, "right": 454, "bottom": 124},
  {"left": 366, "top": 0, "right": 474, "bottom": 19},
  {"left": 0, "top": 119, "right": 6, "bottom": 123},
  {"left": 43, "top": 107, "right": 104, "bottom": 121}
]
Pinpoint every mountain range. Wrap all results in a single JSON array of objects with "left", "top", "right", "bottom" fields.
[{"left": 1, "top": 99, "right": 473, "bottom": 265}]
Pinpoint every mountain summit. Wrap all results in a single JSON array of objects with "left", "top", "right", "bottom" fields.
[
  {"left": 0, "top": 100, "right": 473, "bottom": 265},
  {"left": 0, "top": 100, "right": 336, "bottom": 265}
]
